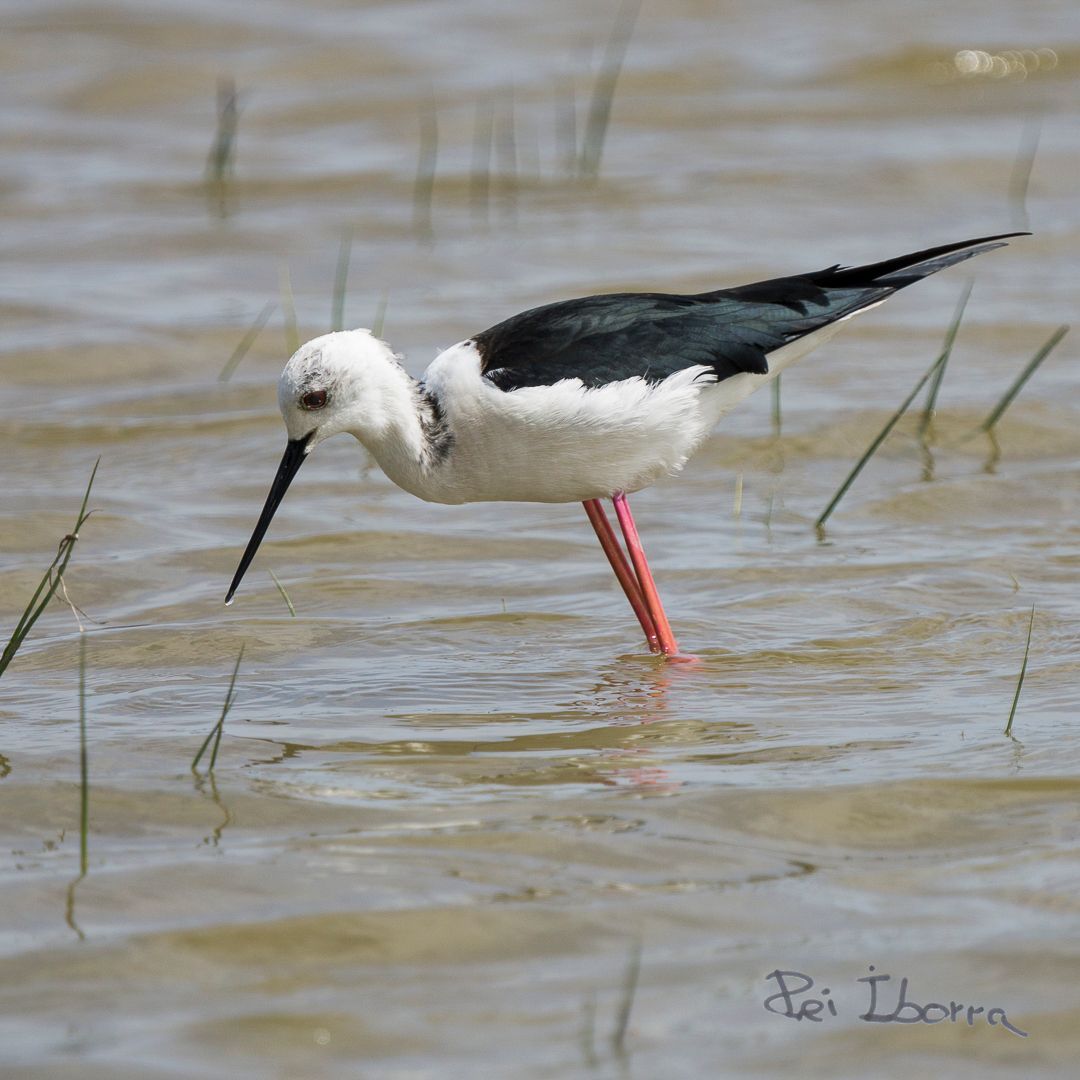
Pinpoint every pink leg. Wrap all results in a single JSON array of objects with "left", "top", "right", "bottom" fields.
[
  {"left": 583, "top": 499, "right": 661, "bottom": 653},
  {"left": 612, "top": 492, "right": 680, "bottom": 657}
]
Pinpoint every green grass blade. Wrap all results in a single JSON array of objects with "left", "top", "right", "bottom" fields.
[
  {"left": 193, "top": 645, "right": 245, "bottom": 772},
  {"left": 268, "top": 569, "right": 296, "bottom": 617},
  {"left": 918, "top": 280, "right": 973, "bottom": 437},
  {"left": 981, "top": 324, "right": 1069, "bottom": 433},
  {"left": 0, "top": 458, "right": 99, "bottom": 679},
  {"left": 331, "top": 227, "right": 353, "bottom": 332},
  {"left": 771, "top": 374, "right": 782, "bottom": 436},
  {"left": 218, "top": 302, "right": 274, "bottom": 383},
  {"left": 1005, "top": 605, "right": 1035, "bottom": 737},
  {"left": 816, "top": 353, "right": 947, "bottom": 531}
]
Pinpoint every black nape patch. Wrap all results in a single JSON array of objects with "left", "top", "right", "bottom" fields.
[{"left": 418, "top": 386, "right": 454, "bottom": 465}]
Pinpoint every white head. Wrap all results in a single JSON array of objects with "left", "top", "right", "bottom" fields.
[
  {"left": 278, "top": 329, "right": 408, "bottom": 449},
  {"left": 225, "top": 329, "right": 411, "bottom": 603}
]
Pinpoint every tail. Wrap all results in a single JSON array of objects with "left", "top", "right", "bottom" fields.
[
  {"left": 815, "top": 231, "right": 1029, "bottom": 290},
  {"left": 700, "top": 231, "right": 1028, "bottom": 389}
]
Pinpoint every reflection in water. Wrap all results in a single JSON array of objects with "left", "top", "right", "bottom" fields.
[
  {"left": 194, "top": 772, "right": 234, "bottom": 850},
  {"left": 64, "top": 868, "right": 86, "bottom": 943}
]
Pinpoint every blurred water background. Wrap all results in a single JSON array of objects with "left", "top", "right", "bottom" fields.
[{"left": 1, "top": 0, "right": 1079, "bottom": 1076}]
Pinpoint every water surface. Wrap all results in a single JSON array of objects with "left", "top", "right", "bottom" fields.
[{"left": 2, "top": 1, "right": 1079, "bottom": 1076}]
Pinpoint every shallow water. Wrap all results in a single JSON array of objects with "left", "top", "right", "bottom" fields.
[{"left": 2, "top": 0, "right": 1079, "bottom": 1076}]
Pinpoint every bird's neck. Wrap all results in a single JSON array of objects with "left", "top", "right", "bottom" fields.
[{"left": 345, "top": 364, "right": 451, "bottom": 499}]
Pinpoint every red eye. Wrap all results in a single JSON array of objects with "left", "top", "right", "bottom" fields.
[{"left": 300, "top": 389, "right": 328, "bottom": 410}]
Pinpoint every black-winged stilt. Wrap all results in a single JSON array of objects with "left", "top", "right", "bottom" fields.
[{"left": 226, "top": 233, "right": 1023, "bottom": 657}]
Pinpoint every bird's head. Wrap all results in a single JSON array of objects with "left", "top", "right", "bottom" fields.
[
  {"left": 225, "top": 329, "right": 403, "bottom": 604},
  {"left": 278, "top": 329, "right": 405, "bottom": 447}
]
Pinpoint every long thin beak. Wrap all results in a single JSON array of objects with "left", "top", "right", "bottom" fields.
[{"left": 225, "top": 436, "right": 311, "bottom": 604}]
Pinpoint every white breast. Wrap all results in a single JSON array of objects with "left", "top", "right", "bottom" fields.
[{"left": 409, "top": 342, "right": 721, "bottom": 503}]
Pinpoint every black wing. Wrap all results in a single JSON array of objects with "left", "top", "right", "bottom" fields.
[{"left": 473, "top": 233, "right": 1024, "bottom": 391}]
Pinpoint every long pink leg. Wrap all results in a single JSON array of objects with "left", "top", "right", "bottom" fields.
[
  {"left": 611, "top": 492, "right": 680, "bottom": 657},
  {"left": 582, "top": 499, "right": 662, "bottom": 653}
]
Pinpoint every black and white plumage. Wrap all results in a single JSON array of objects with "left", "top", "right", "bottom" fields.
[
  {"left": 474, "top": 234, "right": 1017, "bottom": 391},
  {"left": 226, "top": 232, "right": 1023, "bottom": 657}
]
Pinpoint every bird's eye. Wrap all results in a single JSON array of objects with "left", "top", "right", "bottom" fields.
[{"left": 300, "top": 389, "right": 328, "bottom": 411}]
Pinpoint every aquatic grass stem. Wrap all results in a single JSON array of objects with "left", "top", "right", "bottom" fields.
[
  {"left": 279, "top": 263, "right": 300, "bottom": 356},
  {"left": 1, "top": 459, "right": 99, "bottom": 679},
  {"left": 218, "top": 302, "right": 274, "bottom": 383},
  {"left": 331, "top": 228, "right": 353, "bottom": 332},
  {"left": 470, "top": 95, "right": 494, "bottom": 222},
  {"left": 579, "top": 0, "right": 641, "bottom": 180},
  {"left": 555, "top": 76, "right": 579, "bottom": 177},
  {"left": 612, "top": 939, "right": 641, "bottom": 1053},
  {"left": 494, "top": 89, "right": 519, "bottom": 221},
  {"left": 280, "top": 265, "right": 300, "bottom": 353},
  {"left": 980, "top": 325, "right": 1069, "bottom": 433},
  {"left": 192, "top": 645, "right": 245, "bottom": 772},
  {"left": 78, "top": 634, "right": 88, "bottom": 876},
  {"left": 816, "top": 352, "right": 948, "bottom": 530},
  {"left": 1008, "top": 115, "right": 1042, "bottom": 232},
  {"left": 413, "top": 86, "right": 438, "bottom": 245},
  {"left": 918, "top": 280, "right": 973, "bottom": 438},
  {"left": 268, "top": 569, "right": 296, "bottom": 617},
  {"left": 771, "top": 374, "right": 782, "bottom": 436},
  {"left": 1004, "top": 606, "right": 1035, "bottom": 738},
  {"left": 372, "top": 293, "right": 389, "bottom": 340},
  {"left": 65, "top": 634, "right": 90, "bottom": 940},
  {"left": 205, "top": 77, "right": 238, "bottom": 185}
]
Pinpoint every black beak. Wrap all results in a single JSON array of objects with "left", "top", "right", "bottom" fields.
[{"left": 225, "top": 436, "right": 311, "bottom": 604}]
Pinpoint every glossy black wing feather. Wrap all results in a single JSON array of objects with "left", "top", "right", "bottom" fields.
[{"left": 474, "top": 233, "right": 1025, "bottom": 392}]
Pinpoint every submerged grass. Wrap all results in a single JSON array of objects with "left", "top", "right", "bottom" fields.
[
  {"left": 980, "top": 324, "right": 1069, "bottom": 433},
  {"left": 612, "top": 939, "right": 641, "bottom": 1054},
  {"left": 918, "top": 281, "right": 973, "bottom": 438},
  {"left": 192, "top": 645, "right": 245, "bottom": 773},
  {"left": 816, "top": 353, "right": 948, "bottom": 531},
  {"left": 205, "top": 77, "right": 238, "bottom": 185},
  {"left": 218, "top": 301, "right": 274, "bottom": 382},
  {"left": 1, "top": 459, "right": 99, "bottom": 680},
  {"left": 1005, "top": 605, "right": 1036, "bottom": 738}
]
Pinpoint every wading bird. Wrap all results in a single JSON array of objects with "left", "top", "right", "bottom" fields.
[{"left": 226, "top": 233, "right": 1022, "bottom": 657}]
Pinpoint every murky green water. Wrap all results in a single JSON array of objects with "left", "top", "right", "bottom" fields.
[{"left": 2, "top": 1, "right": 1079, "bottom": 1075}]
